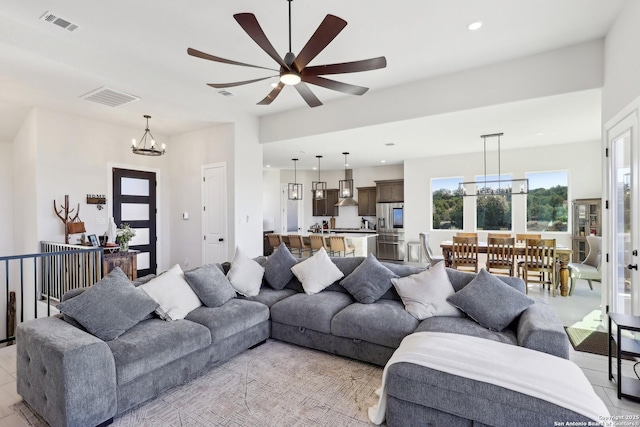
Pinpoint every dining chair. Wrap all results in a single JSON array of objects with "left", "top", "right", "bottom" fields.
[
  {"left": 329, "top": 235, "right": 355, "bottom": 257},
  {"left": 568, "top": 235, "right": 601, "bottom": 295},
  {"left": 521, "top": 238, "right": 557, "bottom": 296},
  {"left": 456, "top": 232, "right": 478, "bottom": 238},
  {"left": 288, "top": 235, "right": 311, "bottom": 257},
  {"left": 266, "top": 234, "right": 283, "bottom": 252},
  {"left": 451, "top": 236, "right": 479, "bottom": 273},
  {"left": 486, "top": 236, "right": 516, "bottom": 276},
  {"left": 309, "top": 234, "right": 333, "bottom": 256},
  {"left": 419, "top": 232, "right": 444, "bottom": 267},
  {"left": 515, "top": 233, "right": 542, "bottom": 278},
  {"left": 488, "top": 233, "right": 512, "bottom": 239}
]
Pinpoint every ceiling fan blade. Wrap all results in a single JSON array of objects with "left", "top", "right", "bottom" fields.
[
  {"left": 234, "top": 13, "right": 289, "bottom": 70},
  {"left": 258, "top": 82, "right": 285, "bottom": 105},
  {"left": 207, "top": 76, "right": 278, "bottom": 89},
  {"left": 302, "top": 75, "right": 368, "bottom": 96},
  {"left": 303, "top": 56, "right": 387, "bottom": 76},
  {"left": 294, "top": 82, "right": 323, "bottom": 108},
  {"left": 187, "top": 48, "right": 279, "bottom": 72},
  {"left": 292, "top": 15, "right": 347, "bottom": 72}
]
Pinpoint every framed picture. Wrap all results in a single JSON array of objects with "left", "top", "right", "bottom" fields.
[{"left": 88, "top": 234, "right": 100, "bottom": 247}]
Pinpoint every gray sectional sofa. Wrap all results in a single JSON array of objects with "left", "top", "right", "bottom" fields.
[{"left": 16, "top": 254, "right": 569, "bottom": 427}]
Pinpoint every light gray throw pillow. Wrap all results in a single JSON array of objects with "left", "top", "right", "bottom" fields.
[
  {"left": 57, "top": 267, "right": 158, "bottom": 341},
  {"left": 340, "top": 254, "right": 398, "bottom": 303},
  {"left": 391, "top": 261, "right": 462, "bottom": 320},
  {"left": 263, "top": 243, "right": 297, "bottom": 290},
  {"left": 184, "top": 264, "right": 237, "bottom": 307},
  {"left": 446, "top": 268, "right": 534, "bottom": 331}
]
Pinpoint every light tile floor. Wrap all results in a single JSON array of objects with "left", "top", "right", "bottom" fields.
[{"left": 0, "top": 279, "right": 638, "bottom": 425}]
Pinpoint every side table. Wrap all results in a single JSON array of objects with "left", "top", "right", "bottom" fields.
[
  {"left": 608, "top": 312, "right": 640, "bottom": 401},
  {"left": 103, "top": 250, "right": 139, "bottom": 280}
]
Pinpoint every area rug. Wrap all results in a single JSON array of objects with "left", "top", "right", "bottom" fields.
[
  {"left": 565, "top": 326, "right": 634, "bottom": 360},
  {"left": 12, "top": 339, "right": 384, "bottom": 426}
]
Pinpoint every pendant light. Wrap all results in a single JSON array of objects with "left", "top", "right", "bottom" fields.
[
  {"left": 458, "top": 133, "right": 529, "bottom": 196},
  {"left": 312, "top": 155, "right": 327, "bottom": 200},
  {"left": 131, "top": 115, "right": 166, "bottom": 156},
  {"left": 339, "top": 152, "right": 354, "bottom": 198},
  {"left": 288, "top": 158, "right": 303, "bottom": 200}
]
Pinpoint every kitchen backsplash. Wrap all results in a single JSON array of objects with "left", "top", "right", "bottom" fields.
[{"left": 314, "top": 205, "right": 376, "bottom": 229}]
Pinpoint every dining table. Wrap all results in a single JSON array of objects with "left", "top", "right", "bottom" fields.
[{"left": 439, "top": 240, "right": 573, "bottom": 296}]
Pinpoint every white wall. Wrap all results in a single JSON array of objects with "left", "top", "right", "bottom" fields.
[
  {"left": 0, "top": 142, "right": 14, "bottom": 257},
  {"left": 262, "top": 168, "right": 281, "bottom": 232},
  {"left": 603, "top": 1, "right": 640, "bottom": 122},
  {"left": 261, "top": 40, "right": 604, "bottom": 143},
  {"left": 404, "top": 140, "right": 602, "bottom": 255},
  {"left": 168, "top": 124, "right": 234, "bottom": 269}
]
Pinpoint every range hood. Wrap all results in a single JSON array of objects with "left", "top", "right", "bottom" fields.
[{"left": 335, "top": 169, "right": 358, "bottom": 207}]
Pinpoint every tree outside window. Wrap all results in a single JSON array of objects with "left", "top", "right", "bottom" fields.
[
  {"left": 476, "top": 174, "right": 512, "bottom": 231},
  {"left": 432, "top": 177, "right": 463, "bottom": 230},
  {"left": 526, "top": 171, "right": 568, "bottom": 232}
]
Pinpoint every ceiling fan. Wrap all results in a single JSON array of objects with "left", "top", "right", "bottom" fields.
[{"left": 187, "top": 0, "right": 387, "bottom": 108}]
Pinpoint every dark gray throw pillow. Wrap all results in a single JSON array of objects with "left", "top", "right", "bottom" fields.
[
  {"left": 56, "top": 267, "right": 158, "bottom": 341},
  {"left": 446, "top": 268, "right": 534, "bottom": 331},
  {"left": 340, "top": 253, "right": 399, "bottom": 304},
  {"left": 263, "top": 243, "right": 297, "bottom": 290},
  {"left": 184, "top": 264, "right": 236, "bottom": 307}
]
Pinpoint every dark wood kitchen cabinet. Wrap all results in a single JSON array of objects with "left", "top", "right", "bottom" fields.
[
  {"left": 376, "top": 179, "right": 404, "bottom": 202},
  {"left": 312, "top": 189, "right": 339, "bottom": 216},
  {"left": 357, "top": 187, "right": 377, "bottom": 216}
]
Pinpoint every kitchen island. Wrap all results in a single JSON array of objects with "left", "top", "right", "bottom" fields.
[{"left": 283, "top": 232, "right": 377, "bottom": 257}]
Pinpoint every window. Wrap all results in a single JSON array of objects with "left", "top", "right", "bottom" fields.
[
  {"left": 526, "top": 171, "right": 568, "bottom": 232},
  {"left": 476, "top": 174, "right": 512, "bottom": 231},
  {"left": 432, "top": 177, "right": 463, "bottom": 230}
]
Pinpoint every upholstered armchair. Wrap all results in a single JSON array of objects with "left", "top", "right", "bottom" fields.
[
  {"left": 419, "top": 232, "right": 444, "bottom": 267},
  {"left": 568, "top": 235, "right": 601, "bottom": 296}
]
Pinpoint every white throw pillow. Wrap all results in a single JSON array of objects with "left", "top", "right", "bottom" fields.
[
  {"left": 226, "top": 248, "right": 265, "bottom": 297},
  {"left": 139, "top": 264, "right": 202, "bottom": 321},
  {"left": 291, "top": 247, "right": 344, "bottom": 295},
  {"left": 391, "top": 261, "right": 462, "bottom": 320}
]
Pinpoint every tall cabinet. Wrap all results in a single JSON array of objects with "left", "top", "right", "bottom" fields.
[{"left": 572, "top": 198, "right": 602, "bottom": 262}]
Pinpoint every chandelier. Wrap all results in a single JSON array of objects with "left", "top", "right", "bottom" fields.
[
  {"left": 458, "top": 133, "right": 528, "bottom": 196},
  {"left": 131, "top": 115, "right": 166, "bottom": 156},
  {"left": 288, "top": 158, "right": 303, "bottom": 200},
  {"left": 312, "top": 155, "right": 326, "bottom": 200}
]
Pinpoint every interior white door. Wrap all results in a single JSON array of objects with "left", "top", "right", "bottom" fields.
[
  {"left": 202, "top": 164, "right": 228, "bottom": 264},
  {"left": 606, "top": 109, "right": 639, "bottom": 315}
]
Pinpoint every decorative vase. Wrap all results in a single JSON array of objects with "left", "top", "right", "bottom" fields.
[{"left": 119, "top": 242, "right": 129, "bottom": 252}]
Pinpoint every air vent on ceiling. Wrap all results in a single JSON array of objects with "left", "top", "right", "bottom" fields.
[
  {"left": 81, "top": 87, "right": 140, "bottom": 107},
  {"left": 40, "top": 11, "right": 79, "bottom": 32},
  {"left": 218, "top": 90, "right": 234, "bottom": 97}
]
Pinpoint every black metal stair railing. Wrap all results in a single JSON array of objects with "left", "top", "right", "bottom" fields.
[{"left": 0, "top": 244, "right": 103, "bottom": 345}]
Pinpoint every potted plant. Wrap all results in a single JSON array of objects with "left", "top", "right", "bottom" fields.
[{"left": 116, "top": 223, "right": 136, "bottom": 252}]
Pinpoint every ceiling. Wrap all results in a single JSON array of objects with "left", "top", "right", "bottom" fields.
[{"left": 0, "top": 1, "right": 626, "bottom": 169}]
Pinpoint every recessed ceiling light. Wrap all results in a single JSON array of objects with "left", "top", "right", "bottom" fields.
[
  {"left": 265, "top": 165, "right": 271, "bottom": 168},
  {"left": 270, "top": 82, "right": 278, "bottom": 88},
  {"left": 381, "top": 160, "right": 386, "bottom": 163},
  {"left": 468, "top": 21, "right": 482, "bottom": 31}
]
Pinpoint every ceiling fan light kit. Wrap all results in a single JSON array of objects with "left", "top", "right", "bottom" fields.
[
  {"left": 131, "top": 115, "right": 166, "bottom": 156},
  {"left": 187, "top": 0, "right": 386, "bottom": 107}
]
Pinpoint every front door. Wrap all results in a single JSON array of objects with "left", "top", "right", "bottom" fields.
[{"left": 113, "top": 168, "right": 157, "bottom": 276}]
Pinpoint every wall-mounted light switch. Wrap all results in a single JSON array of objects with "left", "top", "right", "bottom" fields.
[{"left": 182, "top": 212, "right": 189, "bottom": 220}]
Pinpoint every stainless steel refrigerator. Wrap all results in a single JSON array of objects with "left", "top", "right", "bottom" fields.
[{"left": 376, "top": 203, "right": 405, "bottom": 261}]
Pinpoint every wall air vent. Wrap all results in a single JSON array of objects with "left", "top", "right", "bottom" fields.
[
  {"left": 81, "top": 87, "right": 140, "bottom": 107},
  {"left": 40, "top": 11, "right": 80, "bottom": 32},
  {"left": 218, "top": 90, "right": 234, "bottom": 97}
]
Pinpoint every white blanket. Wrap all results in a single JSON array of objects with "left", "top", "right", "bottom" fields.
[{"left": 368, "top": 331, "right": 609, "bottom": 425}]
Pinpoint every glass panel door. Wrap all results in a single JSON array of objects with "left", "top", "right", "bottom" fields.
[{"left": 609, "top": 112, "right": 639, "bottom": 315}]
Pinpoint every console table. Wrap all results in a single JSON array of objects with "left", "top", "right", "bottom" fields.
[
  {"left": 608, "top": 312, "right": 640, "bottom": 401},
  {"left": 103, "top": 250, "right": 138, "bottom": 280}
]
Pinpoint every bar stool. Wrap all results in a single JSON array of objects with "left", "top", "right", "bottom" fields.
[{"left": 328, "top": 236, "right": 355, "bottom": 257}]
